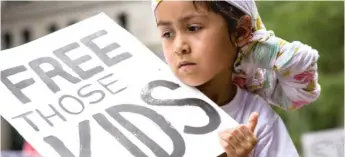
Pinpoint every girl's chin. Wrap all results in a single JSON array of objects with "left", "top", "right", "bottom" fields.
[{"left": 179, "top": 77, "right": 208, "bottom": 87}]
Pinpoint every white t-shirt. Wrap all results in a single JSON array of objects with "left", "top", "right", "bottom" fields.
[{"left": 221, "top": 86, "right": 299, "bottom": 157}]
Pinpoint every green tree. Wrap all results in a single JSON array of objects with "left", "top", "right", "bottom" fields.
[{"left": 257, "top": 1, "right": 344, "bottom": 74}]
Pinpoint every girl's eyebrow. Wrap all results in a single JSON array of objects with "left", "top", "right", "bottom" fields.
[
  {"left": 157, "top": 20, "right": 171, "bottom": 27},
  {"left": 157, "top": 13, "right": 208, "bottom": 27}
]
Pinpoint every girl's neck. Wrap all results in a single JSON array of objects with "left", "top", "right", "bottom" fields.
[{"left": 197, "top": 71, "right": 236, "bottom": 106}]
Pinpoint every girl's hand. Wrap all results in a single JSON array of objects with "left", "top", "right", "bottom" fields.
[{"left": 219, "top": 112, "right": 259, "bottom": 157}]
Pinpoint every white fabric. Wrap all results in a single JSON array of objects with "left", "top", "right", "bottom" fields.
[
  {"left": 221, "top": 86, "right": 299, "bottom": 157},
  {"left": 224, "top": 0, "right": 263, "bottom": 29}
]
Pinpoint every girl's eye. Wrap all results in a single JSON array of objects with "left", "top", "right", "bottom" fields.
[
  {"left": 162, "top": 32, "right": 173, "bottom": 38},
  {"left": 188, "top": 25, "right": 202, "bottom": 32}
]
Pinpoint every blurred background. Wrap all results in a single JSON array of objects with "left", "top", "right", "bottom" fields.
[{"left": 0, "top": 1, "right": 344, "bottom": 157}]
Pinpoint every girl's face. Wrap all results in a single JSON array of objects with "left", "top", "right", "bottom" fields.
[{"left": 155, "top": 1, "right": 237, "bottom": 87}]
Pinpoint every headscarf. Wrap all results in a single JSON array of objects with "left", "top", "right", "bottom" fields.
[{"left": 152, "top": 0, "right": 321, "bottom": 110}]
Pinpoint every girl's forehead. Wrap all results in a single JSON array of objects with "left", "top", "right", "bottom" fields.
[{"left": 155, "top": 1, "right": 209, "bottom": 21}]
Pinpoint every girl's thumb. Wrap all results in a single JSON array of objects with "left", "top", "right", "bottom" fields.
[{"left": 247, "top": 112, "right": 259, "bottom": 132}]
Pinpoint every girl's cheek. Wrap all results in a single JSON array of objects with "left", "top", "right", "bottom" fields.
[
  {"left": 162, "top": 49, "right": 174, "bottom": 63},
  {"left": 164, "top": 54, "right": 175, "bottom": 68},
  {"left": 162, "top": 43, "right": 177, "bottom": 71}
]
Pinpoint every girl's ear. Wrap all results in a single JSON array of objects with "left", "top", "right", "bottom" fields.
[{"left": 236, "top": 15, "right": 253, "bottom": 47}]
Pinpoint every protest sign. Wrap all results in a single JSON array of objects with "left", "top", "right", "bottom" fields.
[
  {"left": 0, "top": 13, "right": 238, "bottom": 157},
  {"left": 301, "top": 128, "right": 344, "bottom": 157}
]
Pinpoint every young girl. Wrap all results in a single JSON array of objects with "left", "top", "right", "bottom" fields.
[
  {"left": 152, "top": 0, "right": 320, "bottom": 157},
  {"left": 23, "top": 1, "right": 320, "bottom": 157}
]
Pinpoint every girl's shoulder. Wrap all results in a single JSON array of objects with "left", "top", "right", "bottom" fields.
[{"left": 222, "top": 86, "right": 280, "bottom": 129}]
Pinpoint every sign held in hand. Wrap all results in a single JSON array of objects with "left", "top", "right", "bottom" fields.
[{"left": 0, "top": 13, "right": 238, "bottom": 157}]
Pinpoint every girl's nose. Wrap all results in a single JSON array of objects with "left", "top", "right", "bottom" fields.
[{"left": 173, "top": 35, "right": 191, "bottom": 56}]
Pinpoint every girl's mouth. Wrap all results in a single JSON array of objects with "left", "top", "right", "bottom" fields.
[{"left": 178, "top": 61, "right": 196, "bottom": 68}]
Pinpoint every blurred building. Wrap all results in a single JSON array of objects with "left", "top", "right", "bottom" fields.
[
  {"left": 1, "top": 1, "right": 163, "bottom": 151},
  {"left": 1, "top": 1, "right": 162, "bottom": 51}
]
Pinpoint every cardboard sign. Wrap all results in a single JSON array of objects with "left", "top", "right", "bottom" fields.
[
  {"left": 0, "top": 13, "right": 238, "bottom": 157},
  {"left": 301, "top": 128, "right": 344, "bottom": 157}
]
